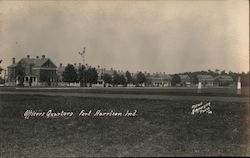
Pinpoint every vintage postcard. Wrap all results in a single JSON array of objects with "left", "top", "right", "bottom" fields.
[{"left": 0, "top": 0, "right": 249, "bottom": 157}]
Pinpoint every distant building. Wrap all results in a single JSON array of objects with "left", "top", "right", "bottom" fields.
[
  {"left": 96, "top": 67, "right": 115, "bottom": 85},
  {"left": 197, "top": 75, "right": 214, "bottom": 87},
  {"left": 149, "top": 73, "right": 172, "bottom": 87},
  {"left": 104, "top": 68, "right": 115, "bottom": 76},
  {"left": 7, "top": 55, "right": 57, "bottom": 86},
  {"left": 97, "top": 67, "right": 115, "bottom": 76},
  {"left": 179, "top": 74, "right": 191, "bottom": 87},
  {"left": 96, "top": 66, "right": 105, "bottom": 85},
  {"left": 214, "top": 75, "right": 234, "bottom": 86}
]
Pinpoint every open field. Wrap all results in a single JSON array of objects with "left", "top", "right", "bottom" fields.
[
  {"left": 0, "top": 87, "right": 249, "bottom": 157},
  {"left": 0, "top": 86, "right": 249, "bottom": 97}
]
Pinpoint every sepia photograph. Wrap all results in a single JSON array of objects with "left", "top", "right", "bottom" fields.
[{"left": 0, "top": 0, "right": 249, "bottom": 157}]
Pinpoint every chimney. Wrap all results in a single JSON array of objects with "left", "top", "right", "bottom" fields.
[
  {"left": 12, "top": 58, "right": 15, "bottom": 64},
  {"left": 98, "top": 65, "right": 100, "bottom": 69},
  {"left": 36, "top": 56, "right": 39, "bottom": 59},
  {"left": 27, "top": 55, "right": 30, "bottom": 58},
  {"left": 74, "top": 63, "right": 77, "bottom": 66},
  {"left": 42, "top": 55, "right": 45, "bottom": 59},
  {"left": 60, "top": 63, "right": 62, "bottom": 67}
]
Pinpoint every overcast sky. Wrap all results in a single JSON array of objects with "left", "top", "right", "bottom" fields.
[{"left": 0, "top": 0, "right": 249, "bottom": 74}]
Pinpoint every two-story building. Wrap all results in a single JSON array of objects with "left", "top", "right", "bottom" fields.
[
  {"left": 197, "top": 74, "right": 214, "bottom": 87},
  {"left": 179, "top": 74, "right": 191, "bottom": 87},
  {"left": 7, "top": 55, "right": 57, "bottom": 86},
  {"left": 149, "top": 73, "right": 172, "bottom": 87},
  {"left": 214, "top": 75, "right": 234, "bottom": 86}
]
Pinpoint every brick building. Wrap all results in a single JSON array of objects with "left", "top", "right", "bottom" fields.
[{"left": 7, "top": 55, "right": 57, "bottom": 86}]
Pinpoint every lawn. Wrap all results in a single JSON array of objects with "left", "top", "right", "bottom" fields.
[
  {"left": 1, "top": 86, "right": 249, "bottom": 97},
  {"left": 0, "top": 94, "right": 248, "bottom": 157}
]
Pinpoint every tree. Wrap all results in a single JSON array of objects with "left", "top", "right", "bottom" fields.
[
  {"left": 228, "top": 70, "right": 238, "bottom": 82},
  {"left": 78, "top": 65, "right": 86, "bottom": 87},
  {"left": 145, "top": 73, "right": 152, "bottom": 86},
  {"left": 207, "top": 69, "right": 217, "bottom": 77},
  {"left": 192, "top": 75, "right": 199, "bottom": 84},
  {"left": 241, "top": 72, "right": 249, "bottom": 87},
  {"left": 111, "top": 71, "right": 126, "bottom": 86},
  {"left": 112, "top": 71, "right": 120, "bottom": 86},
  {"left": 120, "top": 74, "right": 126, "bottom": 85},
  {"left": 135, "top": 72, "right": 146, "bottom": 86},
  {"left": 171, "top": 74, "right": 181, "bottom": 86},
  {"left": 62, "top": 64, "right": 77, "bottom": 83},
  {"left": 125, "top": 71, "right": 133, "bottom": 84},
  {"left": 215, "top": 69, "right": 220, "bottom": 74},
  {"left": 0, "top": 60, "right": 4, "bottom": 84},
  {"left": 220, "top": 70, "right": 227, "bottom": 75},
  {"left": 0, "top": 66, "right": 2, "bottom": 75},
  {"left": 103, "top": 73, "right": 112, "bottom": 85},
  {"left": 90, "top": 68, "right": 98, "bottom": 84},
  {"left": 85, "top": 67, "right": 98, "bottom": 86}
]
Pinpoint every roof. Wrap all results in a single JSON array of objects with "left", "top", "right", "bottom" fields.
[
  {"left": 103, "top": 69, "right": 114, "bottom": 76},
  {"left": 179, "top": 75, "right": 190, "bottom": 81},
  {"left": 162, "top": 74, "right": 172, "bottom": 80},
  {"left": 8, "top": 63, "right": 17, "bottom": 68},
  {"left": 197, "top": 75, "right": 214, "bottom": 81},
  {"left": 149, "top": 74, "right": 172, "bottom": 81},
  {"left": 21, "top": 58, "right": 48, "bottom": 67},
  {"left": 10, "top": 57, "right": 57, "bottom": 69},
  {"left": 215, "top": 75, "right": 233, "bottom": 81}
]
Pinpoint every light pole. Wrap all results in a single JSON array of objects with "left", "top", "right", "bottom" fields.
[
  {"left": 78, "top": 47, "right": 86, "bottom": 65},
  {"left": 78, "top": 47, "right": 86, "bottom": 87}
]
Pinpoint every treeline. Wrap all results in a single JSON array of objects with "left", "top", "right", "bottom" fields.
[
  {"left": 103, "top": 71, "right": 147, "bottom": 87},
  {"left": 62, "top": 64, "right": 147, "bottom": 87},
  {"left": 0, "top": 60, "right": 4, "bottom": 84},
  {"left": 63, "top": 64, "right": 250, "bottom": 87}
]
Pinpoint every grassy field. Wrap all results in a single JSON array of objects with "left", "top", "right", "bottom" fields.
[
  {"left": 1, "top": 86, "right": 249, "bottom": 97},
  {"left": 0, "top": 92, "right": 249, "bottom": 157}
]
